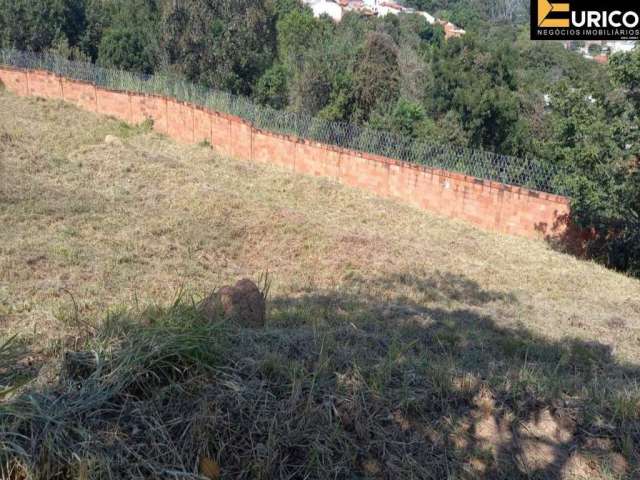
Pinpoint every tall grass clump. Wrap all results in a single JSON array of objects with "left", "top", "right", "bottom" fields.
[
  {"left": 0, "top": 336, "right": 22, "bottom": 400},
  {"left": 0, "top": 298, "right": 229, "bottom": 479}
]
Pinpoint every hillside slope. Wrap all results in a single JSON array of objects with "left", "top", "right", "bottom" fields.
[{"left": 1, "top": 91, "right": 639, "bottom": 478}]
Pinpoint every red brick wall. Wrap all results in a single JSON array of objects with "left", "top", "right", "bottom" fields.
[
  {"left": 96, "top": 89, "right": 132, "bottom": 122},
  {"left": 295, "top": 140, "right": 341, "bottom": 179},
  {"left": 0, "top": 68, "right": 28, "bottom": 96},
  {"left": 167, "top": 99, "right": 194, "bottom": 144},
  {"left": 0, "top": 66, "right": 571, "bottom": 239},
  {"left": 253, "top": 129, "right": 296, "bottom": 170},
  {"left": 27, "top": 70, "right": 63, "bottom": 99},
  {"left": 62, "top": 79, "right": 97, "bottom": 112},
  {"left": 339, "top": 152, "right": 391, "bottom": 198},
  {"left": 229, "top": 119, "right": 253, "bottom": 161},
  {"left": 210, "top": 112, "right": 232, "bottom": 157},
  {"left": 193, "top": 107, "right": 212, "bottom": 145},
  {"left": 130, "top": 94, "right": 168, "bottom": 134}
]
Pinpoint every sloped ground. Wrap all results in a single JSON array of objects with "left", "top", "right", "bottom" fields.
[{"left": 0, "top": 90, "right": 639, "bottom": 479}]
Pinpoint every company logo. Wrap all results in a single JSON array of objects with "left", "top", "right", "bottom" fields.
[
  {"left": 537, "top": 0, "right": 570, "bottom": 28},
  {"left": 531, "top": 0, "right": 640, "bottom": 40}
]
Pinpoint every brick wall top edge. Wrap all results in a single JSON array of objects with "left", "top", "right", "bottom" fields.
[
  {"left": 247, "top": 120, "right": 570, "bottom": 204},
  {"left": 254, "top": 126, "right": 306, "bottom": 144},
  {"left": 30, "top": 69, "right": 63, "bottom": 77},
  {"left": 0, "top": 65, "right": 27, "bottom": 73},
  {"left": 0, "top": 66, "right": 570, "bottom": 205},
  {"left": 97, "top": 87, "right": 131, "bottom": 96},
  {"left": 61, "top": 77, "right": 93, "bottom": 87}
]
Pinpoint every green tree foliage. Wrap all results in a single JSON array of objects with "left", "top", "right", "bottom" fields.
[
  {"left": 428, "top": 35, "right": 528, "bottom": 155},
  {"left": 610, "top": 50, "right": 640, "bottom": 109},
  {"left": 97, "top": 0, "right": 160, "bottom": 74},
  {"left": 542, "top": 84, "right": 625, "bottom": 175},
  {"left": 276, "top": 6, "right": 321, "bottom": 66},
  {"left": 0, "top": 0, "right": 85, "bottom": 52},
  {"left": 353, "top": 32, "right": 401, "bottom": 122},
  {"left": 99, "top": 27, "right": 156, "bottom": 74},
  {"left": 587, "top": 43, "right": 602, "bottom": 56},
  {"left": 160, "top": 0, "right": 277, "bottom": 94},
  {"left": 558, "top": 50, "right": 640, "bottom": 275},
  {"left": 254, "top": 63, "right": 289, "bottom": 110}
]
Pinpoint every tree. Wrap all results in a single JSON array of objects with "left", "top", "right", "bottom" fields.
[
  {"left": 610, "top": 48, "right": 640, "bottom": 108},
  {"left": 276, "top": 7, "right": 321, "bottom": 67},
  {"left": 552, "top": 51, "right": 640, "bottom": 276},
  {"left": 542, "top": 83, "right": 624, "bottom": 175},
  {"left": 99, "top": 26, "right": 157, "bottom": 74},
  {"left": 428, "top": 34, "right": 526, "bottom": 154},
  {"left": 254, "top": 63, "right": 289, "bottom": 109},
  {"left": 287, "top": 46, "right": 334, "bottom": 115},
  {"left": 588, "top": 43, "right": 603, "bottom": 56},
  {"left": 353, "top": 32, "right": 401, "bottom": 122},
  {"left": 0, "top": 0, "right": 85, "bottom": 52},
  {"left": 160, "top": 0, "right": 277, "bottom": 95},
  {"left": 317, "top": 72, "right": 355, "bottom": 122},
  {"left": 68, "top": 0, "right": 161, "bottom": 64}
]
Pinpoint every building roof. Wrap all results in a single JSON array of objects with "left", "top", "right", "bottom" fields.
[{"left": 302, "top": 0, "right": 465, "bottom": 36}]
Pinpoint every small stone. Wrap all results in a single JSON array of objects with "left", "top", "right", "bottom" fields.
[
  {"left": 104, "top": 135, "right": 123, "bottom": 146},
  {"left": 200, "top": 279, "right": 265, "bottom": 328}
]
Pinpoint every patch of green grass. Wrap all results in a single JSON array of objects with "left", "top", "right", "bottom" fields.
[
  {"left": 51, "top": 244, "right": 83, "bottom": 266},
  {"left": 115, "top": 118, "right": 153, "bottom": 138}
]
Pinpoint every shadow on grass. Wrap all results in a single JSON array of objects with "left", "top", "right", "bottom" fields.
[
  {"left": 1, "top": 272, "right": 638, "bottom": 479},
  {"left": 268, "top": 272, "right": 639, "bottom": 479}
]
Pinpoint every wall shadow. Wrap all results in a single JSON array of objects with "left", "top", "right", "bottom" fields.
[{"left": 535, "top": 212, "right": 595, "bottom": 258}]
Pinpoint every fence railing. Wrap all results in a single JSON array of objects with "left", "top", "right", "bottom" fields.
[{"left": 0, "top": 49, "right": 566, "bottom": 195}]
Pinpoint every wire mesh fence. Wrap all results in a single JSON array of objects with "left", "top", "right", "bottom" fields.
[{"left": 0, "top": 49, "right": 567, "bottom": 195}]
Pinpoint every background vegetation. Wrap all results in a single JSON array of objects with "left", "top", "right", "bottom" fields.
[{"left": 0, "top": 0, "right": 638, "bottom": 275}]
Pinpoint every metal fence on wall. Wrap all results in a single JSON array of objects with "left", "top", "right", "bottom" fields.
[{"left": 0, "top": 49, "right": 566, "bottom": 195}]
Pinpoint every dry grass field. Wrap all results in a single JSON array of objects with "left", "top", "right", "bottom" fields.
[{"left": 1, "top": 90, "right": 640, "bottom": 479}]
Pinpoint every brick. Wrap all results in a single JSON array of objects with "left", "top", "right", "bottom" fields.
[
  {"left": 166, "top": 99, "right": 194, "bottom": 144},
  {"left": 229, "top": 119, "right": 252, "bottom": 161},
  {"left": 193, "top": 107, "right": 212, "bottom": 145},
  {"left": 0, "top": 68, "right": 28, "bottom": 96},
  {"left": 96, "top": 89, "right": 131, "bottom": 121},
  {"left": 62, "top": 79, "right": 96, "bottom": 112},
  {"left": 211, "top": 113, "right": 232, "bottom": 157},
  {"left": 129, "top": 94, "right": 167, "bottom": 132},
  {"left": 28, "top": 71, "right": 62, "bottom": 99},
  {"left": 253, "top": 130, "right": 295, "bottom": 170}
]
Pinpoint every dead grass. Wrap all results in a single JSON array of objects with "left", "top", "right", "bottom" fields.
[{"left": 1, "top": 91, "right": 639, "bottom": 479}]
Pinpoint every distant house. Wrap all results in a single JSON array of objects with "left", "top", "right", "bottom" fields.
[
  {"left": 607, "top": 41, "right": 636, "bottom": 54},
  {"left": 418, "top": 11, "right": 436, "bottom": 24},
  {"left": 376, "top": 1, "right": 404, "bottom": 16},
  {"left": 593, "top": 54, "right": 608, "bottom": 65},
  {"left": 301, "top": 0, "right": 465, "bottom": 38},
  {"left": 563, "top": 40, "right": 636, "bottom": 62},
  {"left": 440, "top": 21, "right": 466, "bottom": 39},
  {"left": 302, "top": 0, "right": 343, "bottom": 22}
]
